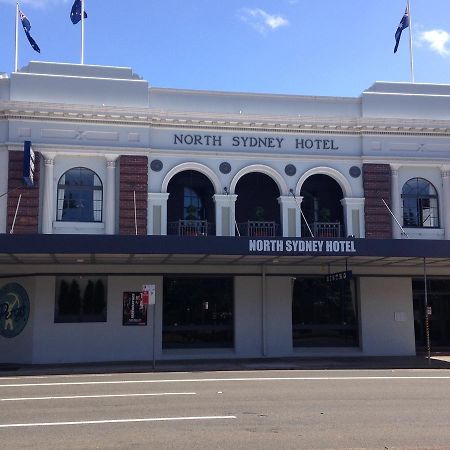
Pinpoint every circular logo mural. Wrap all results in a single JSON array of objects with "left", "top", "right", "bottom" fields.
[{"left": 0, "top": 283, "right": 30, "bottom": 339}]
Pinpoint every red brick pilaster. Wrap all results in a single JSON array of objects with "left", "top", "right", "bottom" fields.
[
  {"left": 119, "top": 155, "right": 148, "bottom": 235},
  {"left": 363, "top": 164, "right": 392, "bottom": 239},
  {"left": 7, "top": 151, "right": 40, "bottom": 234}
]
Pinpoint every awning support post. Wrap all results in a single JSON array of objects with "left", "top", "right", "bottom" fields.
[{"left": 423, "top": 257, "right": 431, "bottom": 364}]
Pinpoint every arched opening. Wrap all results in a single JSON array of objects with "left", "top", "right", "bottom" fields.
[
  {"left": 56, "top": 167, "right": 103, "bottom": 223},
  {"left": 402, "top": 177, "right": 439, "bottom": 228},
  {"left": 235, "top": 172, "right": 281, "bottom": 237},
  {"left": 167, "top": 170, "right": 215, "bottom": 236},
  {"left": 300, "top": 174, "right": 344, "bottom": 237}
]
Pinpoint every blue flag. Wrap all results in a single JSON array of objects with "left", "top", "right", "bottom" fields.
[
  {"left": 394, "top": 7, "right": 409, "bottom": 53},
  {"left": 19, "top": 10, "right": 40, "bottom": 53},
  {"left": 71, "top": 0, "right": 88, "bottom": 25}
]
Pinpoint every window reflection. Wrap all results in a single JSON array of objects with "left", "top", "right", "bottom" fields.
[
  {"left": 292, "top": 277, "right": 359, "bottom": 347},
  {"left": 163, "top": 277, "right": 234, "bottom": 349},
  {"left": 57, "top": 167, "right": 103, "bottom": 222},
  {"left": 402, "top": 178, "right": 439, "bottom": 228}
]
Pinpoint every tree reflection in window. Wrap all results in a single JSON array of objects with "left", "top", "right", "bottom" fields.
[
  {"left": 402, "top": 178, "right": 439, "bottom": 228},
  {"left": 57, "top": 167, "right": 103, "bottom": 222}
]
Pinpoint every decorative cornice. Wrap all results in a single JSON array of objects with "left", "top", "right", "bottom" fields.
[{"left": 1, "top": 100, "right": 450, "bottom": 136}]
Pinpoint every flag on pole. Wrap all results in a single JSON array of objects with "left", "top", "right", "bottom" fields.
[
  {"left": 70, "top": 0, "right": 88, "bottom": 24},
  {"left": 19, "top": 10, "right": 40, "bottom": 53},
  {"left": 394, "top": 7, "right": 409, "bottom": 53}
]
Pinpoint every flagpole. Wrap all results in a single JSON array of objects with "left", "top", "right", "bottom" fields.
[
  {"left": 407, "top": 0, "right": 415, "bottom": 83},
  {"left": 14, "top": 1, "right": 19, "bottom": 72},
  {"left": 81, "top": 0, "right": 85, "bottom": 64}
]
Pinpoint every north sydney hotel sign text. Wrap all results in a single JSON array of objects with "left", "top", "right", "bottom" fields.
[{"left": 173, "top": 134, "right": 340, "bottom": 151}]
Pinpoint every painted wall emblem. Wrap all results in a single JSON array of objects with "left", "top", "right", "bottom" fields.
[{"left": 0, "top": 283, "right": 30, "bottom": 338}]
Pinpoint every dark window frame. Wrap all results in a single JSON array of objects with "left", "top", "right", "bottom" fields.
[
  {"left": 54, "top": 276, "right": 107, "bottom": 323},
  {"left": 401, "top": 177, "right": 440, "bottom": 228},
  {"left": 292, "top": 276, "right": 359, "bottom": 348},
  {"left": 56, "top": 167, "right": 103, "bottom": 223},
  {"left": 162, "top": 276, "right": 234, "bottom": 349}
]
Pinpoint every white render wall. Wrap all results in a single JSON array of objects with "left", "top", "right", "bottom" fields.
[
  {"left": 31, "top": 275, "right": 162, "bottom": 364},
  {"left": 0, "top": 273, "right": 421, "bottom": 364},
  {"left": 358, "top": 277, "right": 415, "bottom": 356},
  {"left": 265, "top": 276, "right": 293, "bottom": 357}
]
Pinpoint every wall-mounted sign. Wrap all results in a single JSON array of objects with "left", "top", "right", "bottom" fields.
[
  {"left": 142, "top": 284, "right": 156, "bottom": 305},
  {"left": 325, "top": 270, "right": 353, "bottom": 283},
  {"left": 173, "top": 133, "right": 340, "bottom": 152},
  {"left": 123, "top": 292, "right": 148, "bottom": 326},
  {"left": 0, "top": 283, "right": 30, "bottom": 338},
  {"left": 249, "top": 239, "right": 357, "bottom": 255},
  {"left": 22, "top": 141, "right": 35, "bottom": 187}
]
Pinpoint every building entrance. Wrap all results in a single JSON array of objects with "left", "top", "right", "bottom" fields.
[{"left": 413, "top": 279, "right": 450, "bottom": 349}]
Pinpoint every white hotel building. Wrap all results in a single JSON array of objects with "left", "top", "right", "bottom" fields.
[{"left": 0, "top": 61, "right": 449, "bottom": 365}]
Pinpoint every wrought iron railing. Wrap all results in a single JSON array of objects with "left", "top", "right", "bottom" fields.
[
  {"left": 301, "top": 222, "right": 342, "bottom": 238},
  {"left": 237, "top": 221, "right": 280, "bottom": 237},
  {"left": 167, "top": 220, "right": 212, "bottom": 236}
]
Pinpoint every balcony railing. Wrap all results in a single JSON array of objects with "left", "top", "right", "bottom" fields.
[
  {"left": 237, "top": 221, "right": 280, "bottom": 237},
  {"left": 168, "top": 220, "right": 212, "bottom": 236},
  {"left": 302, "top": 222, "right": 341, "bottom": 238}
]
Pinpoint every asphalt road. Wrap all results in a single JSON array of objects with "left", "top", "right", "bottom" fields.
[{"left": 0, "top": 369, "right": 449, "bottom": 449}]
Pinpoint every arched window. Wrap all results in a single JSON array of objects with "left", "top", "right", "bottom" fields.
[
  {"left": 57, "top": 167, "right": 103, "bottom": 222},
  {"left": 402, "top": 178, "right": 439, "bottom": 228}
]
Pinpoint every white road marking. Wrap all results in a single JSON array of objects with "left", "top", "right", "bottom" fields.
[
  {"left": 1, "top": 392, "right": 196, "bottom": 402},
  {"left": 0, "top": 375, "right": 449, "bottom": 388},
  {"left": 0, "top": 415, "right": 237, "bottom": 428}
]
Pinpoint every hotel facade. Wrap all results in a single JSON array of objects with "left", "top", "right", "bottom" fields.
[{"left": 0, "top": 62, "right": 450, "bottom": 364}]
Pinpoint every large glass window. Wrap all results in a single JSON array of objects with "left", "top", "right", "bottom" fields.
[
  {"left": 163, "top": 277, "right": 234, "bottom": 349},
  {"left": 402, "top": 178, "right": 439, "bottom": 228},
  {"left": 292, "top": 277, "right": 359, "bottom": 347},
  {"left": 57, "top": 167, "right": 103, "bottom": 222},
  {"left": 55, "top": 276, "right": 107, "bottom": 323}
]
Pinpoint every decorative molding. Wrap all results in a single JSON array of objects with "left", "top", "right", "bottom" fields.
[{"left": 1, "top": 100, "right": 450, "bottom": 136}]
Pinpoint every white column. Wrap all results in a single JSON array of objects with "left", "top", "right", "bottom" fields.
[
  {"left": 340, "top": 197, "right": 366, "bottom": 238},
  {"left": 213, "top": 194, "right": 237, "bottom": 236},
  {"left": 147, "top": 193, "right": 170, "bottom": 235},
  {"left": 105, "top": 157, "right": 118, "bottom": 235},
  {"left": 296, "top": 196, "right": 306, "bottom": 237},
  {"left": 278, "top": 196, "right": 300, "bottom": 237},
  {"left": 391, "top": 166, "right": 402, "bottom": 239},
  {"left": 441, "top": 169, "right": 450, "bottom": 240},
  {"left": 42, "top": 156, "right": 55, "bottom": 234}
]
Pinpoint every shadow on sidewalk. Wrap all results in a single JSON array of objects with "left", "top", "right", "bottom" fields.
[{"left": 1, "top": 354, "right": 450, "bottom": 377}]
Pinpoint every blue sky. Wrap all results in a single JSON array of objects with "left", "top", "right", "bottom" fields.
[{"left": 1, "top": 0, "right": 449, "bottom": 97}]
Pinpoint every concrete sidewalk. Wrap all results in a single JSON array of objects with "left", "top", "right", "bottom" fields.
[{"left": 1, "top": 354, "right": 450, "bottom": 377}]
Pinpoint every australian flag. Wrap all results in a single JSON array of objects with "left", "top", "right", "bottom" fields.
[
  {"left": 70, "top": 0, "right": 88, "bottom": 25},
  {"left": 19, "top": 11, "right": 40, "bottom": 53},
  {"left": 394, "top": 7, "right": 409, "bottom": 53}
]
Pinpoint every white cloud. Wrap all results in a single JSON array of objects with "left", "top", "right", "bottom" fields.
[
  {"left": 0, "top": 0, "right": 68, "bottom": 9},
  {"left": 238, "top": 8, "right": 289, "bottom": 34},
  {"left": 419, "top": 29, "right": 450, "bottom": 57}
]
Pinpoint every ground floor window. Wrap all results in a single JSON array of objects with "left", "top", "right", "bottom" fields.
[
  {"left": 413, "top": 278, "right": 450, "bottom": 348},
  {"left": 55, "top": 276, "right": 107, "bottom": 323},
  {"left": 292, "top": 277, "right": 359, "bottom": 347},
  {"left": 163, "top": 276, "right": 234, "bottom": 349}
]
